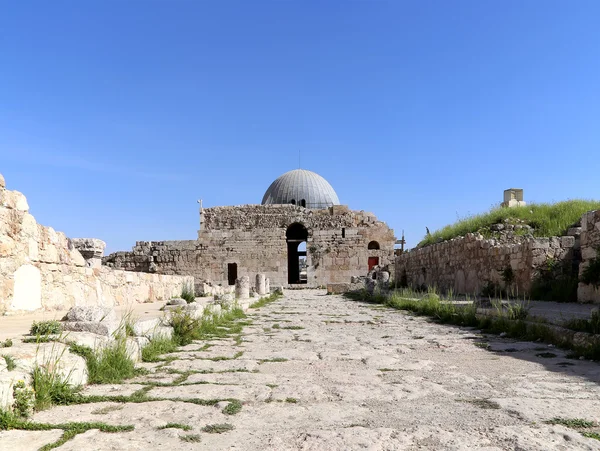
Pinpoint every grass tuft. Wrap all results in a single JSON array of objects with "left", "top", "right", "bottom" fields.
[
  {"left": 157, "top": 423, "right": 192, "bottom": 431},
  {"left": 222, "top": 399, "right": 243, "bottom": 415},
  {"left": 201, "top": 423, "right": 234, "bottom": 434},
  {"left": 180, "top": 433, "right": 202, "bottom": 442}
]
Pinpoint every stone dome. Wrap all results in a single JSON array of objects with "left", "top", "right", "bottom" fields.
[{"left": 261, "top": 169, "right": 340, "bottom": 209}]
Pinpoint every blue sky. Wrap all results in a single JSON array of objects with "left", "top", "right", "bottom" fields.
[{"left": 1, "top": 1, "right": 599, "bottom": 253}]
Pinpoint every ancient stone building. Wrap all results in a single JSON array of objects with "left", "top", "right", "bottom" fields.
[{"left": 105, "top": 169, "right": 396, "bottom": 290}]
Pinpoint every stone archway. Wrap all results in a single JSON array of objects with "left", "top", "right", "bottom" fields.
[{"left": 286, "top": 223, "right": 308, "bottom": 284}]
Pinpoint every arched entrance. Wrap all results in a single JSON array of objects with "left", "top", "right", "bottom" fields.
[{"left": 286, "top": 223, "right": 308, "bottom": 284}]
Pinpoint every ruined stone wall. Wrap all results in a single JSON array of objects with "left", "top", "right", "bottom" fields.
[
  {"left": 0, "top": 174, "right": 192, "bottom": 313},
  {"left": 578, "top": 210, "right": 600, "bottom": 303},
  {"left": 395, "top": 233, "right": 576, "bottom": 296},
  {"left": 104, "top": 204, "right": 396, "bottom": 288}
]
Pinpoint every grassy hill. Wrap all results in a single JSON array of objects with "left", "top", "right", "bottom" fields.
[{"left": 418, "top": 200, "right": 600, "bottom": 247}]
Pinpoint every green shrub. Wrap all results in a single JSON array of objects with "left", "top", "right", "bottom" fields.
[
  {"left": 530, "top": 259, "right": 579, "bottom": 303},
  {"left": 30, "top": 321, "right": 62, "bottom": 336},
  {"left": 1, "top": 339, "right": 13, "bottom": 348}
]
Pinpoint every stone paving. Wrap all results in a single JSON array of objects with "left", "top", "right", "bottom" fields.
[{"left": 2, "top": 289, "right": 600, "bottom": 450}]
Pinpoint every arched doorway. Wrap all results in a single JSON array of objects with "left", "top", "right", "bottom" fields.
[{"left": 286, "top": 223, "right": 308, "bottom": 284}]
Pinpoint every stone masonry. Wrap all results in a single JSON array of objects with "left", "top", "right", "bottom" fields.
[
  {"left": 0, "top": 174, "right": 193, "bottom": 313},
  {"left": 578, "top": 209, "right": 600, "bottom": 303},
  {"left": 104, "top": 204, "right": 396, "bottom": 289},
  {"left": 395, "top": 232, "right": 576, "bottom": 297}
]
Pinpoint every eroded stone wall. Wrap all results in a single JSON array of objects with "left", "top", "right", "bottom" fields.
[
  {"left": 0, "top": 175, "right": 192, "bottom": 313},
  {"left": 395, "top": 233, "right": 576, "bottom": 297},
  {"left": 578, "top": 210, "right": 600, "bottom": 303},
  {"left": 104, "top": 204, "right": 396, "bottom": 288}
]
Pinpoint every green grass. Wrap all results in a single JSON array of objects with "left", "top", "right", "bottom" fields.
[
  {"left": 180, "top": 434, "right": 202, "bottom": 442},
  {"left": 0, "top": 410, "right": 134, "bottom": 451},
  {"left": 30, "top": 320, "right": 62, "bottom": 336},
  {"left": 168, "top": 306, "right": 247, "bottom": 346},
  {"left": 157, "top": 423, "right": 192, "bottom": 431},
  {"left": 32, "top": 365, "right": 80, "bottom": 412},
  {"left": 546, "top": 418, "right": 596, "bottom": 428},
  {"left": 544, "top": 418, "right": 600, "bottom": 442},
  {"left": 141, "top": 336, "right": 179, "bottom": 362},
  {"left": 2, "top": 355, "right": 16, "bottom": 371},
  {"left": 418, "top": 200, "right": 600, "bottom": 247},
  {"left": 250, "top": 292, "right": 282, "bottom": 309},
  {"left": 259, "top": 357, "right": 288, "bottom": 363},
  {"left": 201, "top": 423, "right": 234, "bottom": 434},
  {"left": 69, "top": 341, "right": 137, "bottom": 384},
  {"left": 1, "top": 339, "right": 12, "bottom": 348},
  {"left": 180, "top": 281, "right": 196, "bottom": 303},
  {"left": 222, "top": 399, "right": 243, "bottom": 415},
  {"left": 285, "top": 397, "right": 298, "bottom": 403},
  {"left": 563, "top": 310, "right": 600, "bottom": 335}
]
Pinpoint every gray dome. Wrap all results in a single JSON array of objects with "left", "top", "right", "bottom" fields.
[{"left": 261, "top": 169, "right": 340, "bottom": 209}]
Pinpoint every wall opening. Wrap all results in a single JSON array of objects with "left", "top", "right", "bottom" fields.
[
  {"left": 300, "top": 199, "right": 306, "bottom": 207},
  {"left": 368, "top": 256, "right": 379, "bottom": 271},
  {"left": 342, "top": 228, "right": 346, "bottom": 238},
  {"left": 227, "top": 263, "right": 238, "bottom": 286},
  {"left": 368, "top": 241, "right": 380, "bottom": 250},
  {"left": 286, "top": 223, "right": 308, "bottom": 284},
  {"left": 290, "top": 199, "right": 296, "bottom": 205}
]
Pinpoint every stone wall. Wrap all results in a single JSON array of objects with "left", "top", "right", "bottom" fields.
[
  {"left": 395, "top": 232, "right": 576, "bottom": 297},
  {"left": 104, "top": 204, "right": 396, "bottom": 288},
  {"left": 578, "top": 210, "right": 600, "bottom": 303},
  {"left": 0, "top": 174, "right": 192, "bottom": 313}
]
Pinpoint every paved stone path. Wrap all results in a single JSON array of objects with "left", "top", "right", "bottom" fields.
[{"left": 4, "top": 290, "right": 600, "bottom": 450}]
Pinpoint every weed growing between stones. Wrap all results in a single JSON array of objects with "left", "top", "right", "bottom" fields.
[
  {"left": 180, "top": 433, "right": 202, "bottom": 442},
  {"left": 0, "top": 338, "right": 12, "bottom": 348},
  {"left": 30, "top": 321, "right": 62, "bottom": 336},
  {"left": 545, "top": 418, "right": 600, "bottom": 442},
  {"left": 2, "top": 354, "right": 16, "bottom": 370},
  {"left": 250, "top": 292, "right": 283, "bottom": 309},
  {"left": 141, "top": 336, "right": 179, "bottom": 362},
  {"left": 168, "top": 305, "right": 247, "bottom": 345},
  {"left": 0, "top": 410, "right": 134, "bottom": 451},
  {"left": 201, "top": 423, "right": 235, "bottom": 433},
  {"left": 285, "top": 398, "right": 298, "bottom": 403},
  {"left": 258, "top": 358, "right": 288, "bottom": 363},
  {"left": 157, "top": 423, "right": 192, "bottom": 431},
  {"left": 69, "top": 340, "right": 137, "bottom": 384},
  {"left": 222, "top": 399, "right": 243, "bottom": 415}
]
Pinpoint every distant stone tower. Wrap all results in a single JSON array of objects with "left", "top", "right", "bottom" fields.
[{"left": 501, "top": 188, "right": 526, "bottom": 208}]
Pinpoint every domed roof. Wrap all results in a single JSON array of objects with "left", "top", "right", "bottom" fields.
[{"left": 261, "top": 169, "right": 340, "bottom": 209}]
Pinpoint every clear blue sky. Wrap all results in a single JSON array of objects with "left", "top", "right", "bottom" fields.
[{"left": 1, "top": 1, "right": 599, "bottom": 254}]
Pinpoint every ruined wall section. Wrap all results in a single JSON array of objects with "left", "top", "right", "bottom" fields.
[
  {"left": 104, "top": 204, "right": 396, "bottom": 288},
  {"left": 0, "top": 174, "right": 192, "bottom": 313},
  {"left": 578, "top": 210, "right": 600, "bottom": 303},
  {"left": 395, "top": 233, "right": 575, "bottom": 296}
]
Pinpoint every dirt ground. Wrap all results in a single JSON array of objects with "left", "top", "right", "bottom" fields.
[{"left": 2, "top": 289, "right": 600, "bottom": 450}]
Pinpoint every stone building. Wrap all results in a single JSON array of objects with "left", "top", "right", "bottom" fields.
[{"left": 105, "top": 169, "right": 396, "bottom": 290}]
